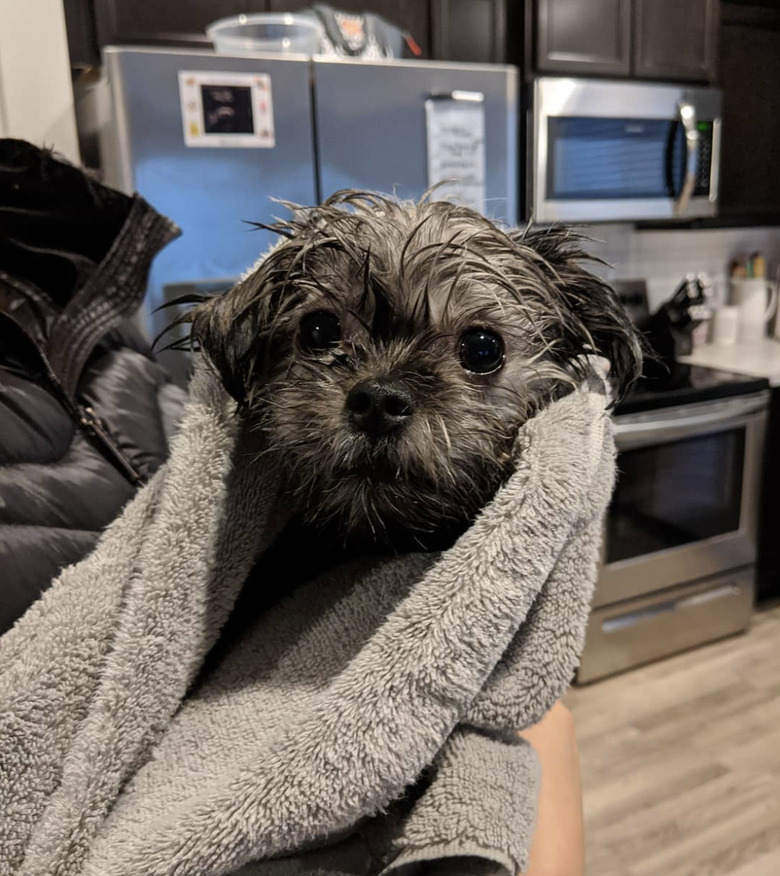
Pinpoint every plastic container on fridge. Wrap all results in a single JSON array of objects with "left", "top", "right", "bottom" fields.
[{"left": 207, "top": 14, "right": 323, "bottom": 56}]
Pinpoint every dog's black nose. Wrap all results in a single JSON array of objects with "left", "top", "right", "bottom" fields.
[{"left": 345, "top": 379, "right": 413, "bottom": 437}]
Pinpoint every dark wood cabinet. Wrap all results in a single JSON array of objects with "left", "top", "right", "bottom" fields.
[
  {"left": 431, "top": 0, "right": 506, "bottom": 64},
  {"left": 63, "top": 0, "right": 101, "bottom": 67},
  {"left": 535, "top": 0, "right": 631, "bottom": 76},
  {"left": 529, "top": 0, "right": 718, "bottom": 82},
  {"left": 633, "top": 0, "right": 718, "bottom": 82},
  {"left": 718, "top": 1, "right": 780, "bottom": 221},
  {"left": 93, "top": 0, "right": 249, "bottom": 49},
  {"left": 69, "top": 1, "right": 722, "bottom": 83},
  {"left": 85, "top": 1, "right": 430, "bottom": 59},
  {"left": 268, "top": 0, "right": 431, "bottom": 55}
]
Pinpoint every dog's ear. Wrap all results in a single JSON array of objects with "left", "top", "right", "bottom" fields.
[
  {"left": 510, "top": 226, "right": 643, "bottom": 399},
  {"left": 189, "top": 271, "right": 271, "bottom": 408}
]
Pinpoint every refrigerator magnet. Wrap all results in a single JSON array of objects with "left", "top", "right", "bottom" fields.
[{"left": 178, "top": 71, "right": 275, "bottom": 148}]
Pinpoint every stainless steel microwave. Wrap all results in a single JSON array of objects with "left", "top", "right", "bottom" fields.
[{"left": 530, "top": 77, "right": 722, "bottom": 223}]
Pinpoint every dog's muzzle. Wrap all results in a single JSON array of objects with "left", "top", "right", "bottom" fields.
[{"left": 345, "top": 379, "right": 413, "bottom": 438}]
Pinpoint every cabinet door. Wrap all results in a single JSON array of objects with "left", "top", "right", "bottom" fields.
[
  {"left": 633, "top": 0, "right": 718, "bottom": 82},
  {"left": 94, "top": 0, "right": 251, "bottom": 48},
  {"left": 431, "top": 0, "right": 506, "bottom": 63},
  {"left": 535, "top": 0, "right": 631, "bottom": 76},
  {"left": 718, "top": 3, "right": 780, "bottom": 219},
  {"left": 64, "top": 0, "right": 100, "bottom": 67},
  {"left": 268, "top": 0, "right": 430, "bottom": 57}
]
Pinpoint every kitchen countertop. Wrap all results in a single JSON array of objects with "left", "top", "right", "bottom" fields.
[{"left": 680, "top": 338, "right": 780, "bottom": 387}]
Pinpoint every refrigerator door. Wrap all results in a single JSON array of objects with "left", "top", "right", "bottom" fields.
[
  {"left": 313, "top": 58, "right": 518, "bottom": 225},
  {"left": 102, "top": 47, "right": 317, "bottom": 374}
]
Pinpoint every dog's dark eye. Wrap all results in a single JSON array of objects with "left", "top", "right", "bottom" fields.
[
  {"left": 459, "top": 328, "right": 504, "bottom": 374},
  {"left": 299, "top": 310, "right": 341, "bottom": 351}
]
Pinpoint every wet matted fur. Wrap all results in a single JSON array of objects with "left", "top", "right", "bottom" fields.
[{"left": 184, "top": 190, "right": 641, "bottom": 541}]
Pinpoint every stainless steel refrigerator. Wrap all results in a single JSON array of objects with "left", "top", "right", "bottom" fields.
[{"left": 100, "top": 47, "right": 518, "bottom": 378}]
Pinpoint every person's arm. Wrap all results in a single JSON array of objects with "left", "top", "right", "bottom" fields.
[
  {"left": 412, "top": 701, "right": 585, "bottom": 876},
  {"left": 518, "top": 701, "right": 585, "bottom": 876}
]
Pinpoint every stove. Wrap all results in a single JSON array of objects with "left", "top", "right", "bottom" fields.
[
  {"left": 577, "top": 279, "right": 770, "bottom": 682},
  {"left": 617, "top": 363, "right": 769, "bottom": 415},
  {"left": 613, "top": 278, "right": 770, "bottom": 414}
]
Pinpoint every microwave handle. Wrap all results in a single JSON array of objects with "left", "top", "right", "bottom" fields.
[{"left": 673, "top": 100, "right": 700, "bottom": 217}]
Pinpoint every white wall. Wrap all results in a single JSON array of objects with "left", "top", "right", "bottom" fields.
[
  {"left": 0, "top": 0, "right": 79, "bottom": 162},
  {"left": 584, "top": 224, "right": 780, "bottom": 311}
]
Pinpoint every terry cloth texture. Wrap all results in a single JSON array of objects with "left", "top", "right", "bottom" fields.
[{"left": 0, "top": 359, "right": 616, "bottom": 876}]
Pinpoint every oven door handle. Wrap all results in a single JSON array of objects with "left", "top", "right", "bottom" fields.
[
  {"left": 600, "top": 583, "right": 742, "bottom": 634},
  {"left": 614, "top": 393, "right": 768, "bottom": 447}
]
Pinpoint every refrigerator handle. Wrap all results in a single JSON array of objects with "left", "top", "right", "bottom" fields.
[{"left": 427, "top": 90, "right": 484, "bottom": 103}]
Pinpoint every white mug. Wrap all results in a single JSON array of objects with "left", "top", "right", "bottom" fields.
[
  {"left": 730, "top": 278, "right": 778, "bottom": 343},
  {"left": 712, "top": 305, "right": 740, "bottom": 346}
]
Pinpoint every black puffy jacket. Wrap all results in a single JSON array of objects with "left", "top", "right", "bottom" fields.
[{"left": 0, "top": 140, "right": 184, "bottom": 635}]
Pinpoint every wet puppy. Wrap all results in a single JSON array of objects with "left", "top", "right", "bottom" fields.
[{"left": 187, "top": 190, "right": 640, "bottom": 551}]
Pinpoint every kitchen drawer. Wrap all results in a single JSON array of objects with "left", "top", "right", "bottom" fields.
[{"left": 577, "top": 568, "right": 754, "bottom": 683}]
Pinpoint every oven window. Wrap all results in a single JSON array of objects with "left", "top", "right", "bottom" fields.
[{"left": 607, "top": 429, "right": 745, "bottom": 564}]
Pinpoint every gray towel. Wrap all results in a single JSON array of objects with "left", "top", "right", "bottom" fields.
[{"left": 0, "top": 359, "right": 615, "bottom": 876}]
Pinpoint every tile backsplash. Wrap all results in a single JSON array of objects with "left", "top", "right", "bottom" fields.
[{"left": 582, "top": 224, "right": 780, "bottom": 311}]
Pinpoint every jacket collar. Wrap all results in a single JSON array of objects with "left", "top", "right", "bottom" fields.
[{"left": 1, "top": 195, "right": 179, "bottom": 394}]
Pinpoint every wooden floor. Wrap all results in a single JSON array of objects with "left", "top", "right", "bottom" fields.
[{"left": 564, "top": 604, "right": 780, "bottom": 876}]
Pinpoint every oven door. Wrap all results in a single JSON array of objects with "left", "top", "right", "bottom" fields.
[
  {"left": 595, "top": 392, "right": 768, "bottom": 608},
  {"left": 531, "top": 77, "right": 721, "bottom": 223}
]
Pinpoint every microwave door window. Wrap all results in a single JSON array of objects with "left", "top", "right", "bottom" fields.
[
  {"left": 607, "top": 429, "right": 745, "bottom": 564},
  {"left": 547, "top": 117, "right": 686, "bottom": 201}
]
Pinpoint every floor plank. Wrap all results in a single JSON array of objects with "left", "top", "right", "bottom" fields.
[{"left": 564, "top": 604, "right": 780, "bottom": 876}]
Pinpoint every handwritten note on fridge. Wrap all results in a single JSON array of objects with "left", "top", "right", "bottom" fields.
[{"left": 425, "top": 92, "right": 486, "bottom": 214}]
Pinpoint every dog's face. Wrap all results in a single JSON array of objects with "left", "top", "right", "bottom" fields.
[{"left": 191, "top": 192, "right": 640, "bottom": 542}]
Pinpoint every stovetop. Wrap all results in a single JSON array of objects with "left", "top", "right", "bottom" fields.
[
  {"left": 611, "top": 278, "right": 770, "bottom": 416},
  {"left": 615, "top": 362, "right": 769, "bottom": 416}
]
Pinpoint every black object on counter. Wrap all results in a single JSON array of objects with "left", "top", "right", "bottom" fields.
[
  {"left": 613, "top": 278, "right": 769, "bottom": 415},
  {"left": 642, "top": 274, "right": 710, "bottom": 368}
]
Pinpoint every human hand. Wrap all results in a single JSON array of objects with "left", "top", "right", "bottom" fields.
[{"left": 518, "top": 701, "right": 584, "bottom": 876}]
